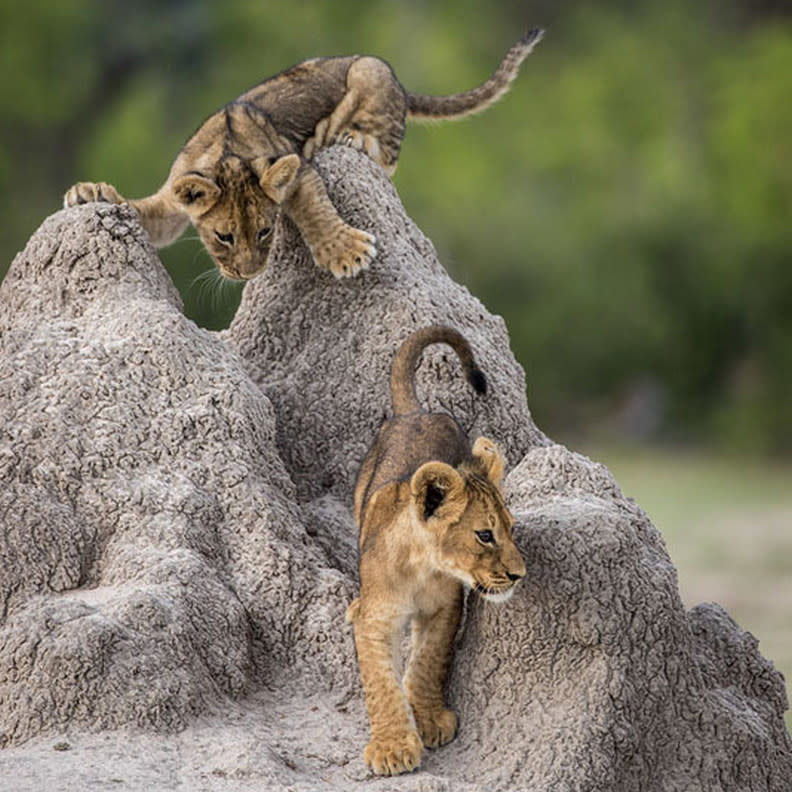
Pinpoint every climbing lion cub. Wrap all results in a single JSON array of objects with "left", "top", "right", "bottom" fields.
[
  {"left": 64, "top": 29, "right": 543, "bottom": 281},
  {"left": 348, "top": 326, "right": 526, "bottom": 776}
]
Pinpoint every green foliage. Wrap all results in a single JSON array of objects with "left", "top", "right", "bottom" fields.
[
  {"left": 0, "top": 2, "right": 95, "bottom": 125},
  {"left": 1, "top": 0, "right": 790, "bottom": 452}
]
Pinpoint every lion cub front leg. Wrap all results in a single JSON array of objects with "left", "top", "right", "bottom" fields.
[
  {"left": 403, "top": 588, "right": 463, "bottom": 748},
  {"left": 285, "top": 166, "right": 376, "bottom": 278},
  {"left": 64, "top": 181, "right": 126, "bottom": 208},
  {"left": 348, "top": 603, "right": 423, "bottom": 775},
  {"left": 64, "top": 183, "right": 190, "bottom": 247}
]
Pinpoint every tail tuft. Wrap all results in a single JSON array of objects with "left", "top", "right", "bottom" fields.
[
  {"left": 390, "top": 325, "right": 487, "bottom": 416},
  {"left": 520, "top": 27, "right": 545, "bottom": 49},
  {"left": 469, "top": 367, "right": 488, "bottom": 396}
]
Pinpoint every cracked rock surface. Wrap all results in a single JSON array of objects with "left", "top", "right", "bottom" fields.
[{"left": 1, "top": 147, "right": 790, "bottom": 790}]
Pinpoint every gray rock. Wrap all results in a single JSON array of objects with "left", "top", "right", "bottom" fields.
[
  {"left": 0, "top": 147, "right": 789, "bottom": 790},
  {"left": 0, "top": 202, "right": 355, "bottom": 749},
  {"left": 451, "top": 444, "right": 792, "bottom": 790},
  {"left": 222, "top": 148, "right": 548, "bottom": 502}
]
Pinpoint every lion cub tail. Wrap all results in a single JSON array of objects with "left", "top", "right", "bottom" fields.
[
  {"left": 390, "top": 325, "right": 487, "bottom": 417},
  {"left": 405, "top": 28, "right": 544, "bottom": 122}
]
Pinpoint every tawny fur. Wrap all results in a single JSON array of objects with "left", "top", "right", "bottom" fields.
[
  {"left": 348, "top": 326, "right": 526, "bottom": 776},
  {"left": 63, "top": 29, "right": 543, "bottom": 282}
]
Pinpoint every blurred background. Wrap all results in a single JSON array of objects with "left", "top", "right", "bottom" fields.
[{"left": 1, "top": 0, "right": 790, "bottom": 721}]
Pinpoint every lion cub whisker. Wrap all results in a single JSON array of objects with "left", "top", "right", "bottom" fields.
[{"left": 349, "top": 325, "right": 526, "bottom": 776}]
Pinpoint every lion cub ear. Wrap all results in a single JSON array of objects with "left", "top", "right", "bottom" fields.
[
  {"left": 410, "top": 462, "right": 466, "bottom": 524},
  {"left": 472, "top": 436, "right": 506, "bottom": 486},
  {"left": 171, "top": 174, "right": 221, "bottom": 216},
  {"left": 253, "top": 153, "right": 301, "bottom": 204}
]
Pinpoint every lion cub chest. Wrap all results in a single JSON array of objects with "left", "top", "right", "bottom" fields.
[{"left": 360, "top": 497, "right": 461, "bottom": 614}]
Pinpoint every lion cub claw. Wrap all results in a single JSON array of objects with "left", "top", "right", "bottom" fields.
[
  {"left": 364, "top": 730, "right": 423, "bottom": 776},
  {"left": 305, "top": 122, "right": 382, "bottom": 167},
  {"left": 413, "top": 707, "right": 458, "bottom": 748},
  {"left": 64, "top": 181, "right": 125, "bottom": 208},
  {"left": 312, "top": 225, "right": 376, "bottom": 278}
]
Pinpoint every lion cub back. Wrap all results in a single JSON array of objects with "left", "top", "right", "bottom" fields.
[
  {"left": 353, "top": 326, "right": 488, "bottom": 527},
  {"left": 354, "top": 412, "right": 471, "bottom": 527},
  {"left": 239, "top": 57, "right": 357, "bottom": 144}
]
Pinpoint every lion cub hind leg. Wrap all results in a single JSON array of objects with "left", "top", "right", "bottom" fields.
[
  {"left": 302, "top": 86, "right": 360, "bottom": 160},
  {"left": 305, "top": 110, "right": 387, "bottom": 175},
  {"left": 336, "top": 57, "right": 406, "bottom": 174},
  {"left": 286, "top": 166, "right": 376, "bottom": 278},
  {"left": 304, "top": 57, "right": 406, "bottom": 175},
  {"left": 403, "top": 591, "right": 463, "bottom": 748}
]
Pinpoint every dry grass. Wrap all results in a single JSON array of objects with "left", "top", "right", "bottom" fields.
[{"left": 580, "top": 444, "right": 792, "bottom": 728}]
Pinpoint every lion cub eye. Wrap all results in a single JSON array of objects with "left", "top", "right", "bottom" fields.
[
  {"left": 256, "top": 227, "right": 272, "bottom": 245},
  {"left": 215, "top": 231, "right": 234, "bottom": 246},
  {"left": 476, "top": 530, "right": 495, "bottom": 545}
]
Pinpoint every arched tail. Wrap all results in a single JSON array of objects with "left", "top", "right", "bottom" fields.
[
  {"left": 390, "top": 325, "right": 487, "bottom": 416},
  {"left": 406, "top": 28, "right": 544, "bottom": 122}
]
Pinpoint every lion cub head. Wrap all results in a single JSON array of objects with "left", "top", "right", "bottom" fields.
[
  {"left": 170, "top": 153, "right": 301, "bottom": 281},
  {"left": 410, "top": 437, "right": 526, "bottom": 602}
]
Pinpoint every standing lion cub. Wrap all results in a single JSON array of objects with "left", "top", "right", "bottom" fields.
[
  {"left": 348, "top": 325, "right": 526, "bottom": 776},
  {"left": 64, "top": 29, "right": 543, "bottom": 281}
]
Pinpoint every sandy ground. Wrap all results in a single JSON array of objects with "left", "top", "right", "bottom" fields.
[{"left": 0, "top": 691, "right": 379, "bottom": 792}]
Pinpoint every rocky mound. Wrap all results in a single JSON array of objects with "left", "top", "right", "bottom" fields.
[{"left": 0, "top": 147, "right": 789, "bottom": 790}]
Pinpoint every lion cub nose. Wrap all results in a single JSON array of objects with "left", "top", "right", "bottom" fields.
[{"left": 506, "top": 571, "right": 524, "bottom": 582}]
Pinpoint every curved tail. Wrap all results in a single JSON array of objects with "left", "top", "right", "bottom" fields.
[
  {"left": 406, "top": 28, "right": 544, "bottom": 121},
  {"left": 390, "top": 325, "right": 487, "bottom": 416}
]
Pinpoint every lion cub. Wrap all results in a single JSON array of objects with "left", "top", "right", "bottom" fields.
[
  {"left": 348, "top": 325, "right": 526, "bottom": 776},
  {"left": 64, "top": 29, "right": 543, "bottom": 281}
]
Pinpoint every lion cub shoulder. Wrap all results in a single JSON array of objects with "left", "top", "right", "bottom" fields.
[{"left": 348, "top": 325, "right": 526, "bottom": 776}]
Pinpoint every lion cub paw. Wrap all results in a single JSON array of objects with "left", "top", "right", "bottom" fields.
[
  {"left": 363, "top": 729, "right": 423, "bottom": 776},
  {"left": 337, "top": 128, "right": 382, "bottom": 161},
  {"left": 303, "top": 116, "right": 333, "bottom": 160},
  {"left": 413, "top": 707, "right": 458, "bottom": 748},
  {"left": 63, "top": 181, "right": 125, "bottom": 208},
  {"left": 312, "top": 225, "right": 376, "bottom": 278}
]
